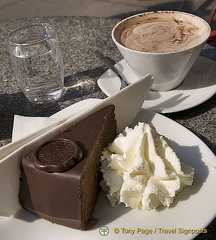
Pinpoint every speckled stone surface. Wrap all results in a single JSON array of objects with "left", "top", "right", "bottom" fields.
[{"left": 0, "top": 16, "right": 215, "bottom": 239}]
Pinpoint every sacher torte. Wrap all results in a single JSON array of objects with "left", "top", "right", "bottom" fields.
[{"left": 19, "top": 105, "right": 117, "bottom": 230}]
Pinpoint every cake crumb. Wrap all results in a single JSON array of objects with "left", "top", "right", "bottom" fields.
[{"left": 60, "top": 128, "right": 70, "bottom": 133}]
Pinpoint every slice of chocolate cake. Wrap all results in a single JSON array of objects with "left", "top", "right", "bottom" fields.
[{"left": 19, "top": 105, "right": 117, "bottom": 230}]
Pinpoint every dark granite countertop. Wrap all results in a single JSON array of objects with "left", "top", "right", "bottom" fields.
[{"left": 0, "top": 16, "right": 215, "bottom": 240}]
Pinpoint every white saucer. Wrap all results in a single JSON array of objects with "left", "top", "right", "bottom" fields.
[
  {"left": 97, "top": 56, "right": 216, "bottom": 113},
  {"left": 0, "top": 99, "right": 216, "bottom": 240}
]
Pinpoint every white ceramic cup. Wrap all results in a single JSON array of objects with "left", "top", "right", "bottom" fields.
[{"left": 112, "top": 11, "right": 211, "bottom": 91}]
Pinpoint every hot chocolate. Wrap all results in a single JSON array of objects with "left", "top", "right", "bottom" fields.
[
  {"left": 112, "top": 11, "right": 210, "bottom": 91},
  {"left": 119, "top": 11, "right": 210, "bottom": 53}
]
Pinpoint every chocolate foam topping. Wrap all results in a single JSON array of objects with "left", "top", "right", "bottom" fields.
[{"left": 120, "top": 12, "right": 209, "bottom": 53}]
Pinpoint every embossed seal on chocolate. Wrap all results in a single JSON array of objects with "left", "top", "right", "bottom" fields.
[{"left": 34, "top": 139, "right": 83, "bottom": 172}]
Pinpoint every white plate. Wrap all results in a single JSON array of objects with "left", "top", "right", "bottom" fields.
[
  {"left": 97, "top": 56, "right": 216, "bottom": 113},
  {"left": 0, "top": 99, "right": 216, "bottom": 240}
]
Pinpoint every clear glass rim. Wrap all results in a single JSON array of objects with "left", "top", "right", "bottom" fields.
[{"left": 8, "top": 23, "right": 55, "bottom": 46}]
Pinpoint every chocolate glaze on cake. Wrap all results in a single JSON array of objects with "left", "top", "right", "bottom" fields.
[{"left": 19, "top": 105, "right": 117, "bottom": 230}]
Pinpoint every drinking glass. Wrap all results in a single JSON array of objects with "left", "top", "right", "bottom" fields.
[{"left": 8, "top": 23, "right": 64, "bottom": 104}]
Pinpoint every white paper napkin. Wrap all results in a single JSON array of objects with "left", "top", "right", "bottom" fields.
[
  {"left": 12, "top": 116, "right": 59, "bottom": 142},
  {"left": 0, "top": 74, "right": 153, "bottom": 216},
  {"left": 12, "top": 99, "right": 101, "bottom": 143}
]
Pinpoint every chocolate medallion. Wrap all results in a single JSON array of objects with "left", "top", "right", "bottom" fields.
[{"left": 33, "top": 139, "right": 83, "bottom": 172}]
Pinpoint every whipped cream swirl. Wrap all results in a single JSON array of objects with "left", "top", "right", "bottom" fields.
[{"left": 100, "top": 122, "right": 194, "bottom": 210}]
